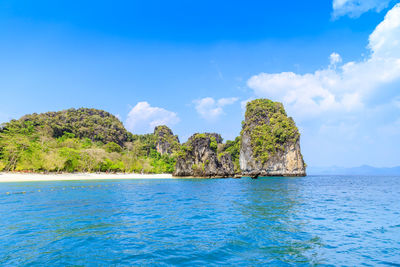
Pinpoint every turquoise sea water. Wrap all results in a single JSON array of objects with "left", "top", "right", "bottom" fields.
[{"left": 0, "top": 176, "right": 399, "bottom": 266}]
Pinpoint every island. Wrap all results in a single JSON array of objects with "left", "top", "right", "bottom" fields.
[
  {"left": 240, "top": 99, "right": 306, "bottom": 177},
  {"left": 0, "top": 99, "right": 306, "bottom": 178}
]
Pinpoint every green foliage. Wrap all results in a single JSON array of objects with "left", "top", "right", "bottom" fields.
[
  {"left": 131, "top": 133, "right": 157, "bottom": 156},
  {"left": 176, "top": 145, "right": 191, "bottom": 158},
  {"left": 242, "top": 99, "right": 300, "bottom": 163},
  {"left": 82, "top": 138, "right": 93, "bottom": 148},
  {"left": 193, "top": 133, "right": 206, "bottom": 139},
  {"left": 100, "top": 158, "right": 124, "bottom": 172},
  {"left": 58, "top": 132, "right": 76, "bottom": 141},
  {"left": 224, "top": 136, "right": 240, "bottom": 161},
  {"left": 59, "top": 147, "right": 81, "bottom": 172},
  {"left": 0, "top": 161, "right": 5, "bottom": 171},
  {"left": 10, "top": 108, "right": 129, "bottom": 145},
  {"left": 221, "top": 136, "right": 241, "bottom": 172},
  {"left": 209, "top": 136, "right": 218, "bottom": 152},
  {"left": 105, "top": 142, "right": 122, "bottom": 153},
  {"left": 0, "top": 120, "right": 39, "bottom": 171},
  {"left": 150, "top": 154, "right": 176, "bottom": 173}
]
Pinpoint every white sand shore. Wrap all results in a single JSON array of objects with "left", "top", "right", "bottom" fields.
[{"left": 0, "top": 172, "right": 173, "bottom": 182}]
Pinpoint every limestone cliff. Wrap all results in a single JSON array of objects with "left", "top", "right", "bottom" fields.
[
  {"left": 240, "top": 99, "right": 306, "bottom": 177},
  {"left": 173, "top": 133, "right": 235, "bottom": 178},
  {"left": 154, "top": 125, "right": 180, "bottom": 155}
]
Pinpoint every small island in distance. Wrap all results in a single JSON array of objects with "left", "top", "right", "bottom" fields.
[{"left": 0, "top": 99, "right": 306, "bottom": 178}]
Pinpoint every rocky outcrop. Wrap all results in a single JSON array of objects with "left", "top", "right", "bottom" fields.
[
  {"left": 173, "top": 133, "right": 235, "bottom": 178},
  {"left": 240, "top": 99, "right": 306, "bottom": 177},
  {"left": 154, "top": 125, "right": 180, "bottom": 155}
]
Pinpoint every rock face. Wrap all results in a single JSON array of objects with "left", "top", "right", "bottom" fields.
[
  {"left": 154, "top": 125, "right": 180, "bottom": 155},
  {"left": 240, "top": 99, "right": 306, "bottom": 177},
  {"left": 173, "top": 133, "right": 235, "bottom": 178}
]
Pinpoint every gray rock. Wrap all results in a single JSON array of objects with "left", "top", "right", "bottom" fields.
[
  {"left": 239, "top": 99, "right": 306, "bottom": 178},
  {"left": 154, "top": 125, "right": 180, "bottom": 155},
  {"left": 173, "top": 133, "right": 235, "bottom": 178}
]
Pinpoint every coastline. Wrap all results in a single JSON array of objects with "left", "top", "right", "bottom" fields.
[{"left": 0, "top": 172, "right": 173, "bottom": 182}]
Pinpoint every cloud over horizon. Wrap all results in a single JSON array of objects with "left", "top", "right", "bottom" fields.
[{"left": 125, "top": 102, "right": 180, "bottom": 134}]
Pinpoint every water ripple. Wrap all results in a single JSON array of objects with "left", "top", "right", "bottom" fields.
[{"left": 0, "top": 176, "right": 399, "bottom": 265}]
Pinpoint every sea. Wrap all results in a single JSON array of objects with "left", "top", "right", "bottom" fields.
[{"left": 0, "top": 175, "right": 399, "bottom": 266}]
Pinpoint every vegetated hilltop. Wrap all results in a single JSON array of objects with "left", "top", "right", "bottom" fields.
[
  {"left": 0, "top": 108, "right": 176, "bottom": 173},
  {"left": 18, "top": 108, "right": 130, "bottom": 145},
  {"left": 240, "top": 99, "right": 306, "bottom": 177}
]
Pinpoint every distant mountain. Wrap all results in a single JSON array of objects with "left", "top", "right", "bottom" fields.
[{"left": 307, "top": 165, "right": 400, "bottom": 175}]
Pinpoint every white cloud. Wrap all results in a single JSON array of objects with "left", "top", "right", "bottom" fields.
[
  {"left": 247, "top": 3, "right": 400, "bottom": 120},
  {"left": 329, "top": 52, "right": 342, "bottom": 67},
  {"left": 369, "top": 5, "right": 400, "bottom": 58},
  {"left": 332, "top": 0, "right": 392, "bottom": 18},
  {"left": 194, "top": 97, "right": 238, "bottom": 121},
  {"left": 125, "top": 102, "right": 179, "bottom": 134},
  {"left": 320, "top": 121, "right": 360, "bottom": 141}
]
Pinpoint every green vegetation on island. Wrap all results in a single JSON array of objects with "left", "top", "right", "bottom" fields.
[
  {"left": 0, "top": 99, "right": 305, "bottom": 177},
  {"left": 221, "top": 136, "right": 240, "bottom": 173},
  {"left": 0, "top": 108, "right": 175, "bottom": 173}
]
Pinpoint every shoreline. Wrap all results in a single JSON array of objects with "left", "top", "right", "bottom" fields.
[{"left": 0, "top": 172, "right": 173, "bottom": 182}]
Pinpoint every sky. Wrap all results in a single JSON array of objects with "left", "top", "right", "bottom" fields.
[{"left": 0, "top": 0, "right": 400, "bottom": 168}]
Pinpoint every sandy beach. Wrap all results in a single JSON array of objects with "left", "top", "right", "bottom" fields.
[{"left": 0, "top": 172, "right": 173, "bottom": 182}]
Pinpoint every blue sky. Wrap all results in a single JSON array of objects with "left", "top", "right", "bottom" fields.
[{"left": 1, "top": 0, "right": 400, "bottom": 168}]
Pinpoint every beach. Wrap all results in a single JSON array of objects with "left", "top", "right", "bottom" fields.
[{"left": 0, "top": 172, "right": 173, "bottom": 182}]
